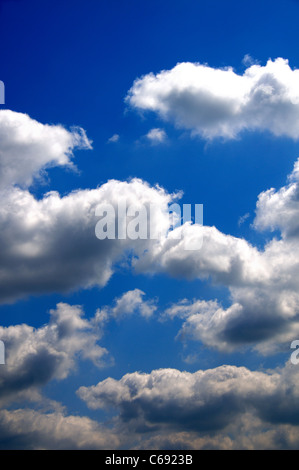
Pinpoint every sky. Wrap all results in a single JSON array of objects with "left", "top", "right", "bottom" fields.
[{"left": 1, "top": 0, "right": 299, "bottom": 450}]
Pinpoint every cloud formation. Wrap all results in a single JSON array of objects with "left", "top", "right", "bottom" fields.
[
  {"left": 78, "top": 363, "right": 299, "bottom": 445},
  {"left": 145, "top": 128, "right": 167, "bottom": 144},
  {"left": 0, "top": 302, "right": 107, "bottom": 405},
  {"left": 0, "top": 408, "right": 119, "bottom": 450},
  {"left": 132, "top": 158, "right": 299, "bottom": 353},
  {"left": 127, "top": 58, "right": 299, "bottom": 139},
  {"left": 94, "top": 288, "right": 157, "bottom": 323},
  {"left": 2, "top": 109, "right": 299, "bottom": 356},
  {"left": 0, "top": 110, "right": 91, "bottom": 189},
  {"left": 0, "top": 177, "right": 175, "bottom": 303}
]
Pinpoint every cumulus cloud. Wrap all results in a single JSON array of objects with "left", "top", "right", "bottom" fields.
[
  {"left": 3, "top": 362, "right": 299, "bottom": 449},
  {"left": 2, "top": 109, "right": 299, "bottom": 356},
  {"left": 131, "top": 158, "right": 299, "bottom": 353},
  {"left": 94, "top": 289, "right": 157, "bottom": 323},
  {"left": 134, "top": 223, "right": 265, "bottom": 286},
  {"left": 0, "top": 176, "right": 177, "bottom": 303},
  {"left": 0, "top": 302, "right": 107, "bottom": 405},
  {"left": 0, "top": 110, "right": 92, "bottom": 189},
  {"left": 254, "top": 157, "right": 299, "bottom": 237},
  {"left": 131, "top": 415, "right": 299, "bottom": 450},
  {"left": 0, "top": 111, "right": 183, "bottom": 303},
  {"left": 78, "top": 363, "right": 299, "bottom": 441},
  {"left": 126, "top": 58, "right": 299, "bottom": 139},
  {"left": 0, "top": 408, "right": 119, "bottom": 450}
]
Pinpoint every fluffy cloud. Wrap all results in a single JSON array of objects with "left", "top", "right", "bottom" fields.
[
  {"left": 0, "top": 176, "right": 176, "bottom": 303},
  {"left": 254, "top": 157, "right": 299, "bottom": 237},
  {"left": 0, "top": 302, "right": 107, "bottom": 405},
  {"left": 0, "top": 110, "right": 181, "bottom": 303},
  {"left": 126, "top": 58, "right": 299, "bottom": 139},
  {"left": 0, "top": 408, "right": 119, "bottom": 450},
  {"left": 2, "top": 362, "right": 299, "bottom": 449},
  {"left": 134, "top": 222, "right": 266, "bottom": 287},
  {"left": 2, "top": 109, "right": 299, "bottom": 356},
  {"left": 131, "top": 416, "right": 299, "bottom": 450},
  {"left": 133, "top": 158, "right": 299, "bottom": 353},
  {"left": 78, "top": 363, "right": 299, "bottom": 442},
  {"left": 94, "top": 288, "right": 157, "bottom": 323},
  {"left": 0, "top": 110, "right": 91, "bottom": 189}
]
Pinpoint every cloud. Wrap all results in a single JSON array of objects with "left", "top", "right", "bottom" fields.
[
  {"left": 134, "top": 222, "right": 264, "bottom": 287},
  {"left": 94, "top": 288, "right": 157, "bottom": 323},
  {"left": 0, "top": 302, "right": 107, "bottom": 405},
  {"left": 0, "top": 111, "right": 183, "bottom": 303},
  {"left": 0, "top": 177, "right": 176, "bottom": 304},
  {"left": 242, "top": 54, "right": 258, "bottom": 67},
  {"left": 0, "top": 408, "right": 119, "bottom": 450},
  {"left": 131, "top": 158, "right": 299, "bottom": 353},
  {"left": 254, "top": 157, "right": 299, "bottom": 237},
  {"left": 2, "top": 109, "right": 299, "bottom": 356},
  {"left": 0, "top": 110, "right": 92, "bottom": 189},
  {"left": 126, "top": 58, "right": 299, "bottom": 139},
  {"left": 108, "top": 134, "right": 120, "bottom": 143},
  {"left": 238, "top": 212, "right": 250, "bottom": 226},
  {"left": 2, "top": 362, "right": 299, "bottom": 449},
  {"left": 131, "top": 415, "right": 299, "bottom": 450},
  {"left": 145, "top": 128, "right": 167, "bottom": 144},
  {"left": 78, "top": 362, "right": 299, "bottom": 445}
]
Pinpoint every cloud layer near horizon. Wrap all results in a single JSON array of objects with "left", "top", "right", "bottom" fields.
[{"left": 77, "top": 362, "right": 299, "bottom": 449}]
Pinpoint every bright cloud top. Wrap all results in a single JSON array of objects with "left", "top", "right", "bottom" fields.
[
  {"left": 126, "top": 58, "right": 299, "bottom": 139},
  {"left": 0, "top": 110, "right": 92, "bottom": 188}
]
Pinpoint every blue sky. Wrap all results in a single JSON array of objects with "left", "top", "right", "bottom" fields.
[{"left": 1, "top": 0, "right": 299, "bottom": 449}]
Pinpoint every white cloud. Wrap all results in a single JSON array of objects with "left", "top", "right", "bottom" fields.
[
  {"left": 94, "top": 288, "right": 157, "bottom": 323},
  {"left": 254, "top": 158, "right": 299, "bottom": 237},
  {"left": 126, "top": 58, "right": 299, "bottom": 139},
  {"left": 0, "top": 177, "right": 176, "bottom": 303},
  {"left": 238, "top": 212, "right": 250, "bottom": 226},
  {"left": 145, "top": 128, "right": 167, "bottom": 144},
  {"left": 2, "top": 109, "right": 299, "bottom": 356},
  {"left": 0, "top": 302, "right": 107, "bottom": 405},
  {"left": 0, "top": 111, "right": 181, "bottom": 303},
  {"left": 108, "top": 133, "right": 120, "bottom": 143},
  {"left": 0, "top": 408, "right": 119, "bottom": 450},
  {"left": 2, "top": 362, "right": 299, "bottom": 449},
  {"left": 0, "top": 110, "right": 92, "bottom": 189},
  {"left": 78, "top": 362, "right": 299, "bottom": 442},
  {"left": 129, "top": 158, "right": 299, "bottom": 353}
]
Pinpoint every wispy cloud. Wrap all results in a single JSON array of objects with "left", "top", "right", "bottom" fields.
[
  {"left": 145, "top": 128, "right": 167, "bottom": 144},
  {"left": 107, "top": 133, "right": 120, "bottom": 143}
]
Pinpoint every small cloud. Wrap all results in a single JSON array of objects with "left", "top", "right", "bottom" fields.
[
  {"left": 182, "top": 353, "right": 200, "bottom": 364},
  {"left": 242, "top": 54, "right": 258, "bottom": 66},
  {"left": 146, "top": 128, "right": 167, "bottom": 144},
  {"left": 107, "top": 134, "right": 120, "bottom": 143},
  {"left": 238, "top": 212, "right": 250, "bottom": 226}
]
